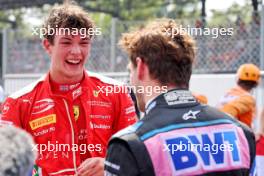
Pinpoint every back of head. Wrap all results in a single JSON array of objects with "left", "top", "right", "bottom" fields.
[
  {"left": 119, "top": 19, "right": 196, "bottom": 88},
  {"left": 237, "top": 63, "right": 260, "bottom": 90},
  {"left": 0, "top": 125, "right": 36, "bottom": 176}
]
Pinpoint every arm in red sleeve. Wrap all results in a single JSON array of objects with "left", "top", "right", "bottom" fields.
[
  {"left": 113, "top": 89, "right": 137, "bottom": 133},
  {"left": 0, "top": 97, "right": 23, "bottom": 127}
]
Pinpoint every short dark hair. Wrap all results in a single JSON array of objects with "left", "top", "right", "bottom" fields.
[
  {"left": 43, "top": 1, "right": 94, "bottom": 44},
  {"left": 238, "top": 80, "right": 258, "bottom": 91}
]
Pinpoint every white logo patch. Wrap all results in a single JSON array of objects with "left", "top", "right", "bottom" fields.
[
  {"left": 32, "top": 98, "right": 55, "bottom": 115},
  {"left": 182, "top": 110, "right": 200, "bottom": 120},
  {"left": 164, "top": 90, "right": 196, "bottom": 105}
]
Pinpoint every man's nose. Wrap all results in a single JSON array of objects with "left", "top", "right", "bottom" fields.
[{"left": 70, "top": 44, "right": 81, "bottom": 54}]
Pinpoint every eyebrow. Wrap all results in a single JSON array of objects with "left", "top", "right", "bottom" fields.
[
  {"left": 80, "top": 37, "right": 90, "bottom": 41},
  {"left": 60, "top": 37, "right": 72, "bottom": 41},
  {"left": 59, "top": 36, "right": 90, "bottom": 42}
]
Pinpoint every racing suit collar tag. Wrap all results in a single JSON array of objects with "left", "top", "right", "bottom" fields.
[{"left": 163, "top": 89, "right": 196, "bottom": 106}]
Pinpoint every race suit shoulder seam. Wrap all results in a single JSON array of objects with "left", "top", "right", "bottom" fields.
[
  {"left": 9, "top": 75, "right": 45, "bottom": 99},
  {"left": 87, "top": 71, "right": 124, "bottom": 86}
]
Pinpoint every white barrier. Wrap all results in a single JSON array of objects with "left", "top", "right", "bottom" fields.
[{"left": 3, "top": 72, "right": 264, "bottom": 112}]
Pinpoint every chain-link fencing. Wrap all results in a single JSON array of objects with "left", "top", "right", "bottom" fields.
[{"left": 2, "top": 17, "right": 262, "bottom": 75}]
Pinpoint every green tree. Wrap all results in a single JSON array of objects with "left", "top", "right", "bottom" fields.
[
  {"left": 80, "top": 0, "right": 200, "bottom": 20},
  {"left": 208, "top": 0, "right": 253, "bottom": 27}
]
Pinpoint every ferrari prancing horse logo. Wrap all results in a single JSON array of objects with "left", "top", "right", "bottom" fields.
[{"left": 73, "top": 106, "right": 80, "bottom": 121}]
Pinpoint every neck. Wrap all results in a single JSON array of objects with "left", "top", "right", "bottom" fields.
[
  {"left": 50, "top": 70, "right": 84, "bottom": 84},
  {"left": 143, "top": 84, "right": 178, "bottom": 107},
  {"left": 238, "top": 84, "right": 251, "bottom": 92}
]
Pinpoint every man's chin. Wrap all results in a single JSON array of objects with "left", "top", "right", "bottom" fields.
[{"left": 64, "top": 71, "right": 84, "bottom": 81}]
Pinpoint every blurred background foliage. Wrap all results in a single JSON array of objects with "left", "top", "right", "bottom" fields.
[{"left": 0, "top": 0, "right": 260, "bottom": 32}]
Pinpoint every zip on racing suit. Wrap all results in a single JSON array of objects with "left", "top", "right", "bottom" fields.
[
  {"left": 105, "top": 89, "right": 256, "bottom": 176},
  {"left": 0, "top": 71, "right": 137, "bottom": 175}
]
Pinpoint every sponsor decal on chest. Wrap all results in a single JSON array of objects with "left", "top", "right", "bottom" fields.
[
  {"left": 72, "top": 87, "right": 82, "bottom": 100},
  {"left": 89, "top": 122, "right": 111, "bottom": 129},
  {"left": 93, "top": 90, "right": 100, "bottom": 97},
  {"left": 87, "top": 100, "right": 112, "bottom": 108},
  {"left": 29, "top": 114, "right": 56, "bottom": 130},
  {"left": 125, "top": 106, "right": 135, "bottom": 115},
  {"left": 89, "top": 115, "right": 111, "bottom": 119},
  {"left": 73, "top": 105, "right": 80, "bottom": 121},
  {"left": 32, "top": 98, "right": 55, "bottom": 115}
]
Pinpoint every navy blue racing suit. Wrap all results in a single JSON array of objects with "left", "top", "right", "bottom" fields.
[{"left": 105, "top": 89, "right": 256, "bottom": 176}]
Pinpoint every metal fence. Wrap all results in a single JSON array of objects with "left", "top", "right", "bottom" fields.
[
  {"left": 2, "top": 16, "right": 262, "bottom": 75},
  {"left": 195, "top": 23, "right": 260, "bottom": 73}
]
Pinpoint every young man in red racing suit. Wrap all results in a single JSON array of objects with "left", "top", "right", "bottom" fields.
[
  {"left": 105, "top": 19, "right": 256, "bottom": 176},
  {"left": 0, "top": 2, "right": 137, "bottom": 176}
]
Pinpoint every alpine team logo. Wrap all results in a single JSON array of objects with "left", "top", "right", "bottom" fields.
[{"left": 32, "top": 98, "right": 55, "bottom": 115}]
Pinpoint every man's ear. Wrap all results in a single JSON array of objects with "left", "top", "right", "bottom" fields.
[
  {"left": 136, "top": 57, "right": 146, "bottom": 81},
  {"left": 42, "top": 39, "right": 52, "bottom": 55}
]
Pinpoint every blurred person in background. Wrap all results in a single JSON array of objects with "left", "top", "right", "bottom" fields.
[
  {"left": 0, "top": 1, "right": 136, "bottom": 176},
  {"left": 256, "top": 108, "right": 264, "bottom": 176},
  {"left": 192, "top": 92, "right": 208, "bottom": 104},
  {"left": 105, "top": 19, "right": 256, "bottom": 176},
  {"left": 0, "top": 125, "right": 36, "bottom": 176},
  {"left": 218, "top": 63, "right": 260, "bottom": 128}
]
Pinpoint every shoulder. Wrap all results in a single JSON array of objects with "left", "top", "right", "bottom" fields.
[
  {"left": 86, "top": 71, "right": 132, "bottom": 100},
  {"left": 87, "top": 71, "right": 125, "bottom": 86},
  {"left": 112, "top": 121, "right": 144, "bottom": 140},
  {"left": 239, "top": 94, "right": 255, "bottom": 103},
  {"left": 207, "top": 105, "right": 255, "bottom": 133},
  {"left": 229, "top": 93, "right": 255, "bottom": 107},
  {"left": 8, "top": 75, "right": 46, "bottom": 99},
  {"left": 106, "top": 138, "right": 139, "bottom": 176}
]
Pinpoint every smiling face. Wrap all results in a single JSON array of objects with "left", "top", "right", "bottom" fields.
[{"left": 43, "top": 33, "right": 91, "bottom": 84}]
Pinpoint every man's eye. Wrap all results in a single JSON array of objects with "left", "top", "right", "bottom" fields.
[
  {"left": 80, "top": 41, "right": 90, "bottom": 45},
  {"left": 61, "top": 42, "right": 71, "bottom": 44}
]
